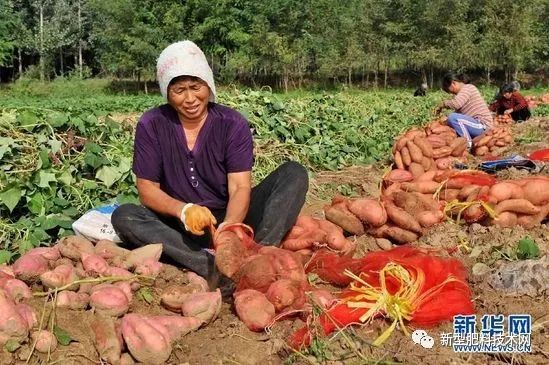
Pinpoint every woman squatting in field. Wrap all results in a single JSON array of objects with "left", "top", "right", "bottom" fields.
[
  {"left": 435, "top": 72, "right": 493, "bottom": 149},
  {"left": 111, "top": 41, "right": 308, "bottom": 300},
  {"left": 490, "top": 83, "right": 531, "bottom": 122}
]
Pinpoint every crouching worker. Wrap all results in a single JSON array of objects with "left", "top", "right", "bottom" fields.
[
  {"left": 434, "top": 72, "right": 493, "bottom": 149},
  {"left": 489, "top": 83, "right": 531, "bottom": 122},
  {"left": 111, "top": 41, "right": 308, "bottom": 299}
]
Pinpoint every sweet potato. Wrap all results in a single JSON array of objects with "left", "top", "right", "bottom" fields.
[
  {"left": 15, "top": 303, "right": 36, "bottom": 330},
  {"left": 401, "top": 146, "right": 412, "bottom": 166},
  {"left": 516, "top": 204, "right": 549, "bottom": 229},
  {"left": 426, "top": 135, "right": 447, "bottom": 148},
  {"left": 382, "top": 182, "right": 401, "bottom": 198},
  {"left": 307, "top": 289, "right": 336, "bottom": 309},
  {"left": 81, "top": 252, "right": 110, "bottom": 276},
  {"left": 153, "top": 315, "right": 203, "bottom": 341},
  {"left": 26, "top": 246, "right": 61, "bottom": 261},
  {"left": 474, "top": 135, "right": 492, "bottom": 147},
  {"left": 265, "top": 279, "right": 304, "bottom": 312},
  {"left": 295, "top": 216, "right": 320, "bottom": 231},
  {"left": 394, "top": 151, "right": 405, "bottom": 169},
  {"left": 135, "top": 259, "right": 163, "bottom": 276},
  {"left": 234, "top": 289, "right": 276, "bottom": 331},
  {"left": 408, "top": 162, "right": 424, "bottom": 178},
  {"left": 395, "top": 136, "right": 409, "bottom": 152},
  {"left": 123, "top": 244, "right": 163, "bottom": 270},
  {"left": 57, "top": 235, "right": 95, "bottom": 260},
  {"left": 234, "top": 254, "right": 277, "bottom": 293},
  {"left": 458, "top": 185, "right": 481, "bottom": 201},
  {"left": 317, "top": 219, "right": 347, "bottom": 250},
  {"left": 451, "top": 139, "right": 468, "bottom": 157},
  {"left": 431, "top": 125, "right": 454, "bottom": 134},
  {"left": 494, "top": 212, "right": 517, "bottom": 228},
  {"left": 385, "top": 169, "right": 413, "bottom": 183},
  {"left": 489, "top": 182, "right": 525, "bottom": 203},
  {"left": 432, "top": 146, "right": 452, "bottom": 159},
  {"left": 56, "top": 291, "right": 90, "bottom": 310},
  {"left": 417, "top": 211, "right": 444, "bottom": 228},
  {"left": 40, "top": 264, "right": 79, "bottom": 290},
  {"left": 12, "top": 254, "right": 49, "bottom": 282},
  {"left": 187, "top": 272, "right": 209, "bottom": 292},
  {"left": 121, "top": 313, "right": 172, "bottom": 365},
  {"left": 323, "top": 203, "right": 364, "bottom": 235},
  {"left": 475, "top": 146, "right": 489, "bottom": 156},
  {"left": 348, "top": 199, "right": 387, "bottom": 228},
  {"left": 522, "top": 180, "right": 549, "bottom": 205},
  {"left": 384, "top": 202, "right": 422, "bottom": 234},
  {"left": 416, "top": 171, "right": 437, "bottom": 182},
  {"left": 2, "top": 279, "right": 32, "bottom": 303},
  {"left": 384, "top": 226, "right": 418, "bottom": 244},
  {"left": 0, "top": 290, "right": 29, "bottom": 343},
  {"left": 495, "top": 199, "right": 540, "bottom": 215},
  {"left": 90, "top": 284, "right": 130, "bottom": 317},
  {"left": 31, "top": 330, "right": 58, "bottom": 353},
  {"left": 282, "top": 238, "right": 314, "bottom": 251},
  {"left": 406, "top": 140, "right": 423, "bottom": 163},
  {"left": 440, "top": 188, "right": 460, "bottom": 201},
  {"left": 463, "top": 204, "right": 486, "bottom": 223},
  {"left": 91, "top": 315, "right": 123, "bottom": 364},
  {"left": 401, "top": 181, "right": 440, "bottom": 194},
  {"left": 161, "top": 283, "right": 206, "bottom": 313},
  {"left": 414, "top": 136, "right": 433, "bottom": 157},
  {"left": 214, "top": 230, "right": 248, "bottom": 279},
  {"left": 257, "top": 246, "right": 307, "bottom": 284},
  {"left": 95, "top": 240, "right": 130, "bottom": 261},
  {"left": 420, "top": 156, "right": 432, "bottom": 171},
  {"left": 180, "top": 289, "right": 222, "bottom": 324}
]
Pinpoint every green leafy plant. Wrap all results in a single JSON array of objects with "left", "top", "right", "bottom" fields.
[{"left": 516, "top": 236, "right": 540, "bottom": 260}]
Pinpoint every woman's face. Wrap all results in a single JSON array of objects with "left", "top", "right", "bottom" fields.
[
  {"left": 447, "top": 81, "right": 461, "bottom": 94},
  {"left": 168, "top": 77, "right": 210, "bottom": 123},
  {"left": 503, "top": 92, "right": 512, "bottom": 99}
]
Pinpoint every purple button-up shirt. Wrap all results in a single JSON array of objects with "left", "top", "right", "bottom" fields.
[{"left": 133, "top": 103, "right": 254, "bottom": 210}]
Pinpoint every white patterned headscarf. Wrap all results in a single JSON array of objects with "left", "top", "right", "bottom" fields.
[{"left": 156, "top": 40, "right": 216, "bottom": 102}]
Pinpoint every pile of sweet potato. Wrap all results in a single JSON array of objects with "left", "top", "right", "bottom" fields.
[
  {"left": 392, "top": 118, "right": 468, "bottom": 176},
  {"left": 525, "top": 93, "right": 549, "bottom": 109},
  {"left": 321, "top": 189, "right": 444, "bottom": 245},
  {"left": 280, "top": 216, "right": 355, "bottom": 256},
  {"left": 445, "top": 176, "right": 549, "bottom": 228},
  {"left": 472, "top": 126, "right": 513, "bottom": 157},
  {"left": 0, "top": 236, "right": 221, "bottom": 364},
  {"left": 213, "top": 224, "right": 335, "bottom": 331},
  {"left": 493, "top": 114, "right": 513, "bottom": 126}
]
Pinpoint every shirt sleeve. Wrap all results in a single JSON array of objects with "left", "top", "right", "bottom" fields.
[
  {"left": 132, "top": 117, "right": 162, "bottom": 182},
  {"left": 443, "top": 86, "right": 471, "bottom": 110},
  {"left": 489, "top": 99, "right": 500, "bottom": 112},
  {"left": 225, "top": 117, "right": 254, "bottom": 173},
  {"left": 512, "top": 93, "right": 528, "bottom": 112}
]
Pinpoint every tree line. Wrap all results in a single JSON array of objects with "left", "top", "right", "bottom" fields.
[{"left": 1, "top": 0, "right": 548, "bottom": 90}]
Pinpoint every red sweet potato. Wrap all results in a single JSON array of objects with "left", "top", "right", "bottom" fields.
[
  {"left": 134, "top": 258, "right": 163, "bottom": 277},
  {"left": 265, "top": 279, "right": 304, "bottom": 312},
  {"left": 161, "top": 284, "right": 207, "bottom": 313},
  {"left": 81, "top": 252, "right": 110, "bottom": 276},
  {"left": 56, "top": 291, "right": 90, "bottom": 310},
  {"left": 307, "top": 289, "right": 336, "bottom": 309},
  {"left": 417, "top": 211, "right": 444, "bottom": 228},
  {"left": 214, "top": 230, "right": 248, "bottom": 279},
  {"left": 489, "top": 182, "right": 525, "bottom": 203},
  {"left": 121, "top": 313, "right": 172, "bottom": 365},
  {"left": 494, "top": 212, "right": 518, "bottom": 228},
  {"left": 400, "top": 181, "right": 440, "bottom": 194},
  {"left": 0, "top": 290, "right": 29, "bottom": 343},
  {"left": 348, "top": 198, "right": 387, "bottom": 228},
  {"left": 187, "top": 272, "right": 209, "bottom": 292},
  {"left": 414, "top": 136, "right": 433, "bottom": 157},
  {"left": 94, "top": 240, "right": 130, "bottom": 261},
  {"left": 409, "top": 162, "right": 425, "bottom": 178},
  {"left": 40, "top": 264, "right": 79, "bottom": 290},
  {"left": 15, "top": 303, "right": 36, "bottom": 330},
  {"left": 26, "top": 246, "right": 60, "bottom": 261},
  {"left": 323, "top": 203, "right": 364, "bottom": 235},
  {"left": 91, "top": 315, "right": 123, "bottom": 364},
  {"left": 384, "top": 202, "right": 422, "bottom": 234},
  {"left": 495, "top": 199, "right": 540, "bottom": 215},
  {"left": 317, "top": 219, "right": 347, "bottom": 250},
  {"left": 123, "top": 244, "right": 163, "bottom": 270},
  {"left": 234, "top": 289, "right": 276, "bottom": 331},
  {"left": 258, "top": 246, "right": 307, "bottom": 284},
  {"left": 385, "top": 169, "right": 413, "bottom": 183},
  {"left": 180, "top": 289, "right": 222, "bottom": 324},
  {"left": 90, "top": 284, "right": 129, "bottom": 317},
  {"left": 153, "top": 315, "right": 203, "bottom": 341},
  {"left": 13, "top": 254, "right": 49, "bottom": 282},
  {"left": 384, "top": 226, "right": 419, "bottom": 244},
  {"left": 522, "top": 180, "right": 549, "bottom": 205},
  {"left": 2, "top": 279, "right": 32, "bottom": 303},
  {"left": 57, "top": 235, "right": 95, "bottom": 260},
  {"left": 31, "top": 330, "right": 58, "bottom": 353}
]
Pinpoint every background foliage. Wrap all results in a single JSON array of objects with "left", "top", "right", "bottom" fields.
[{"left": 0, "top": 0, "right": 548, "bottom": 88}]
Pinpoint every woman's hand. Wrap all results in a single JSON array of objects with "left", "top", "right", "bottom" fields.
[
  {"left": 180, "top": 204, "right": 217, "bottom": 235},
  {"left": 504, "top": 108, "right": 513, "bottom": 115}
]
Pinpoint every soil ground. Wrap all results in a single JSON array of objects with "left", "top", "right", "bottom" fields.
[{"left": 1, "top": 118, "right": 547, "bottom": 365}]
